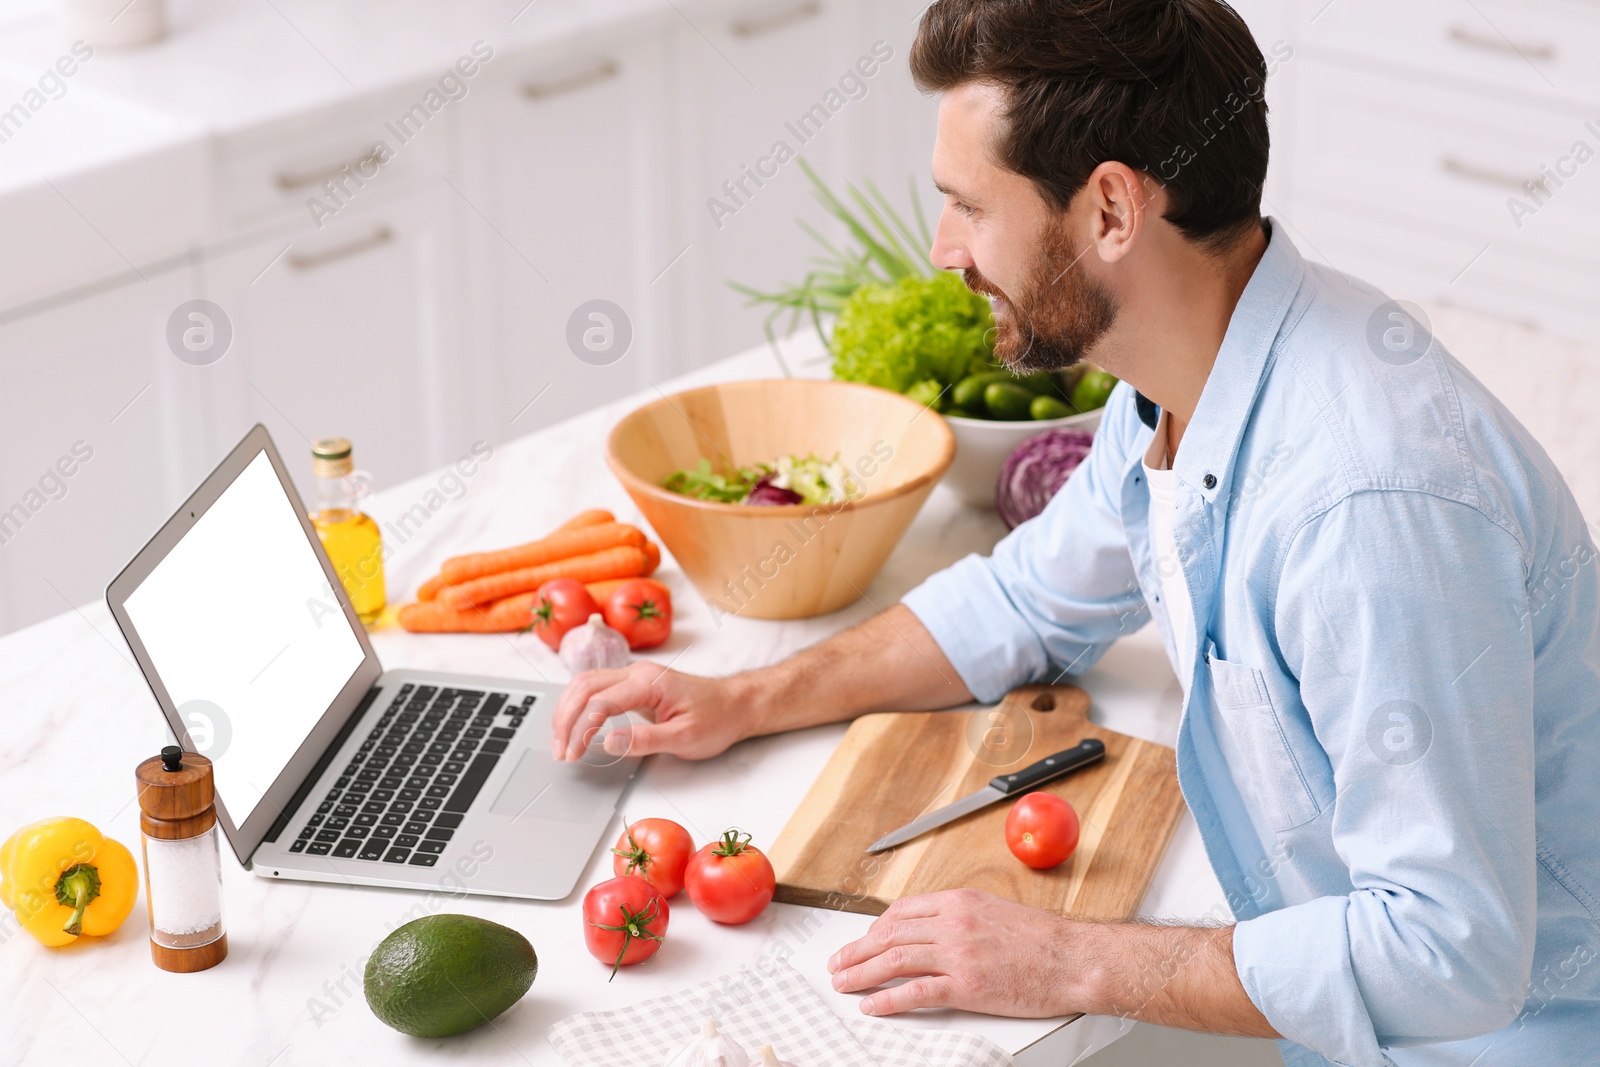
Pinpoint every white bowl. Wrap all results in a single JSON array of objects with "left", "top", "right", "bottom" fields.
[{"left": 941, "top": 408, "right": 1103, "bottom": 509}]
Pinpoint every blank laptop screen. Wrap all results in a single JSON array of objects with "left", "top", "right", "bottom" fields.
[{"left": 123, "top": 449, "right": 365, "bottom": 827}]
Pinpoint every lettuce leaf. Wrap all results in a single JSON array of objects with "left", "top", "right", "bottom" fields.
[{"left": 831, "top": 272, "right": 999, "bottom": 395}]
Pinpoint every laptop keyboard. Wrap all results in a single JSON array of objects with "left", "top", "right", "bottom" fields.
[{"left": 287, "top": 684, "right": 534, "bottom": 868}]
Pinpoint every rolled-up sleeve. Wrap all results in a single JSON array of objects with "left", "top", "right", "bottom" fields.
[
  {"left": 901, "top": 384, "right": 1148, "bottom": 702},
  {"left": 1234, "top": 489, "right": 1537, "bottom": 1064}
]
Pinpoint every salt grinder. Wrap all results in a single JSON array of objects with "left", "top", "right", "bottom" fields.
[{"left": 135, "top": 746, "right": 228, "bottom": 972}]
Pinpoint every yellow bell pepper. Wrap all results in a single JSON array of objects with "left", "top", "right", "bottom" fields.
[{"left": 0, "top": 817, "right": 138, "bottom": 947}]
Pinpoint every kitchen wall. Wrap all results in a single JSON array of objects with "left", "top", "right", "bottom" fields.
[{"left": 1, "top": 0, "right": 1596, "bottom": 637}]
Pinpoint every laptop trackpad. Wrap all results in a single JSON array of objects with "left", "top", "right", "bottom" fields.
[{"left": 489, "top": 748, "right": 621, "bottom": 823}]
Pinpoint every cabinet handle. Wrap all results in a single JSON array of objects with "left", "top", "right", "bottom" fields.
[
  {"left": 288, "top": 226, "right": 394, "bottom": 271},
  {"left": 1440, "top": 155, "right": 1540, "bottom": 192},
  {"left": 1446, "top": 24, "right": 1556, "bottom": 62},
  {"left": 275, "top": 146, "right": 385, "bottom": 192},
  {"left": 731, "top": 0, "right": 820, "bottom": 38},
  {"left": 521, "top": 59, "right": 619, "bottom": 100}
]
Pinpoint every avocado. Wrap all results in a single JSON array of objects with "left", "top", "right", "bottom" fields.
[
  {"left": 984, "top": 382, "right": 1036, "bottom": 420},
  {"left": 364, "top": 914, "right": 537, "bottom": 1038}
]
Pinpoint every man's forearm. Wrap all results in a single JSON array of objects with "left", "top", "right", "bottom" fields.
[
  {"left": 1072, "top": 919, "right": 1279, "bottom": 1038},
  {"left": 730, "top": 604, "right": 973, "bottom": 737}
]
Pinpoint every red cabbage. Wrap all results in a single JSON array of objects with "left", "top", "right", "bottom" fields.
[
  {"left": 745, "top": 472, "right": 804, "bottom": 506},
  {"left": 996, "top": 427, "right": 1095, "bottom": 528}
]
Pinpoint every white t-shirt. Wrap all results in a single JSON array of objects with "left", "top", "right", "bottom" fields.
[
  {"left": 1146, "top": 411, "right": 1300, "bottom": 891},
  {"left": 1143, "top": 411, "right": 1196, "bottom": 683}
]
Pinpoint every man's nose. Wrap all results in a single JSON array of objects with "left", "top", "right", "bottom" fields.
[{"left": 930, "top": 209, "right": 974, "bottom": 272}]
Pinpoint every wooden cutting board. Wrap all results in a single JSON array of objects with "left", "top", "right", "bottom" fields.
[{"left": 768, "top": 684, "right": 1185, "bottom": 918}]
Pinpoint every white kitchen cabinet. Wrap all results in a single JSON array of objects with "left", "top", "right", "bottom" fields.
[
  {"left": 0, "top": 268, "right": 204, "bottom": 635},
  {"left": 455, "top": 20, "right": 676, "bottom": 439},
  {"left": 1276, "top": 0, "right": 1600, "bottom": 344},
  {"left": 1286, "top": 57, "right": 1600, "bottom": 337},
  {"left": 665, "top": 0, "right": 874, "bottom": 371},
  {"left": 1300, "top": 0, "right": 1600, "bottom": 107},
  {"left": 847, "top": 0, "right": 944, "bottom": 264},
  {"left": 191, "top": 187, "right": 468, "bottom": 506}
]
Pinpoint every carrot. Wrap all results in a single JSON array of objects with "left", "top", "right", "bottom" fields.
[
  {"left": 642, "top": 540, "right": 660, "bottom": 576},
  {"left": 419, "top": 511, "right": 613, "bottom": 601},
  {"left": 398, "top": 601, "right": 502, "bottom": 633},
  {"left": 401, "top": 594, "right": 551, "bottom": 634},
  {"left": 440, "top": 544, "right": 653, "bottom": 609},
  {"left": 486, "top": 593, "right": 538, "bottom": 632},
  {"left": 585, "top": 578, "right": 633, "bottom": 603},
  {"left": 557, "top": 508, "right": 615, "bottom": 532},
  {"left": 438, "top": 522, "right": 645, "bottom": 585}
]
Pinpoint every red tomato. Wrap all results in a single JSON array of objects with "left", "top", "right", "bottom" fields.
[
  {"left": 1004, "top": 792, "right": 1080, "bottom": 870},
  {"left": 582, "top": 875, "right": 669, "bottom": 979},
  {"left": 611, "top": 818, "right": 694, "bottom": 898},
  {"left": 603, "top": 579, "right": 673, "bottom": 651},
  {"left": 683, "top": 829, "right": 775, "bottom": 924},
  {"left": 530, "top": 578, "right": 601, "bottom": 651}
]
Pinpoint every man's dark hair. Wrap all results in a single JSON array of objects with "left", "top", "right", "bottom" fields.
[{"left": 910, "top": 0, "right": 1270, "bottom": 252}]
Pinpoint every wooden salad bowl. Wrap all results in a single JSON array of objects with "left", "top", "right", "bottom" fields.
[{"left": 606, "top": 378, "right": 955, "bottom": 620}]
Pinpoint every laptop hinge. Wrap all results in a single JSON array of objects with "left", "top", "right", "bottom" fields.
[{"left": 261, "top": 683, "right": 381, "bottom": 844}]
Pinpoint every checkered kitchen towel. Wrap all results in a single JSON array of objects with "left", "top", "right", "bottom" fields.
[{"left": 547, "top": 957, "right": 1013, "bottom": 1067}]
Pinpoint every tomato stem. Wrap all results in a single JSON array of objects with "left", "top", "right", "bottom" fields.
[
  {"left": 710, "top": 828, "right": 752, "bottom": 858},
  {"left": 590, "top": 898, "right": 664, "bottom": 981},
  {"left": 610, "top": 826, "right": 652, "bottom": 876}
]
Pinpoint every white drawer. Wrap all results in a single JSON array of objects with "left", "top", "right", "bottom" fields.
[
  {"left": 214, "top": 86, "right": 451, "bottom": 233},
  {"left": 1300, "top": 0, "right": 1600, "bottom": 107},
  {"left": 1281, "top": 200, "right": 1600, "bottom": 347},
  {"left": 1290, "top": 59, "right": 1600, "bottom": 268}
]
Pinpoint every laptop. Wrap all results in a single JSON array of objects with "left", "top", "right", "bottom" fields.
[{"left": 106, "top": 424, "right": 641, "bottom": 900}]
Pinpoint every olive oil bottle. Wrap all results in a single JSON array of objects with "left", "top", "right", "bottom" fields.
[{"left": 310, "top": 437, "right": 386, "bottom": 627}]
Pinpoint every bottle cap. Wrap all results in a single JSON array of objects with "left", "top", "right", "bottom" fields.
[{"left": 312, "top": 437, "right": 354, "bottom": 478}]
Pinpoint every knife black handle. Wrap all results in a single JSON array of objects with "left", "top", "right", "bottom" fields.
[{"left": 989, "top": 739, "right": 1106, "bottom": 795}]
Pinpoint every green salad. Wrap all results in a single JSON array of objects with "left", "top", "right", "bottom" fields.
[{"left": 663, "top": 453, "right": 859, "bottom": 507}]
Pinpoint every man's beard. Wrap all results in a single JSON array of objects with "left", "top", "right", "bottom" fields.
[{"left": 962, "top": 217, "right": 1118, "bottom": 373}]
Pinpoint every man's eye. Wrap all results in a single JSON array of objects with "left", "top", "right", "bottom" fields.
[{"left": 952, "top": 201, "right": 976, "bottom": 218}]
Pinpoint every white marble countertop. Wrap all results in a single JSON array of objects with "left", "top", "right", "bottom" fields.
[{"left": 0, "top": 331, "right": 1224, "bottom": 1066}]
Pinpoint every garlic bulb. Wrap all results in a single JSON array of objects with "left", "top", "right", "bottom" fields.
[
  {"left": 754, "top": 1045, "right": 796, "bottom": 1067},
  {"left": 559, "top": 613, "right": 630, "bottom": 673},
  {"left": 662, "top": 1019, "right": 750, "bottom": 1067}
]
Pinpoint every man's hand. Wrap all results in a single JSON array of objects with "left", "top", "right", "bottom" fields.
[
  {"left": 548, "top": 604, "right": 970, "bottom": 763},
  {"left": 828, "top": 889, "right": 1078, "bottom": 1018},
  {"left": 828, "top": 888, "right": 1278, "bottom": 1037},
  {"left": 549, "top": 662, "right": 755, "bottom": 762}
]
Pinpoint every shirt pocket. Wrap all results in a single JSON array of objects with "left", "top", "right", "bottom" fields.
[{"left": 1205, "top": 650, "right": 1324, "bottom": 833}]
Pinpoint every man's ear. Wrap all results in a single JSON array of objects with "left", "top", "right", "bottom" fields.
[{"left": 1083, "top": 162, "right": 1157, "bottom": 264}]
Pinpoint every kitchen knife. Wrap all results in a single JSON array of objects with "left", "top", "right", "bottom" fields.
[{"left": 865, "top": 738, "right": 1106, "bottom": 853}]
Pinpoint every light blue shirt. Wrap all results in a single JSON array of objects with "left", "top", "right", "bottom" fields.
[{"left": 902, "top": 220, "right": 1600, "bottom": 1066}]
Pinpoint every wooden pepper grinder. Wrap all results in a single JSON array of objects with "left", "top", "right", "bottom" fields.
[{"left": 135, "top": 746, "right": 228, "bottom": 972}]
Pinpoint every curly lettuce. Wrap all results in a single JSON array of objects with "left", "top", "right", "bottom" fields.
[{"left": 830, "top": 272, "right": 998, "bottom": 396}]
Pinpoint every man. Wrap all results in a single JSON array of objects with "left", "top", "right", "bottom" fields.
[{"left": 552, "top": 1, "right": 1600, "bottom": 1063}]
